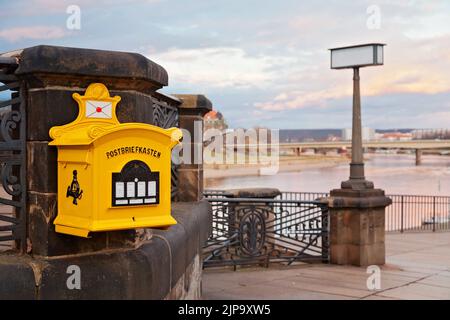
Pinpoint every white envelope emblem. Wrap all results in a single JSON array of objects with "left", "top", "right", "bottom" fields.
[{"left": 85, "top": 100, "right": 112, "bottom": 118}]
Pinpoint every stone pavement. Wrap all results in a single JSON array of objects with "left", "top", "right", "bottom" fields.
[{"left": 202, "top": 231, "right": 450, "bottom": 300}]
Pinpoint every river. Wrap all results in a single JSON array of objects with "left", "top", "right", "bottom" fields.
[{"left": 205, "top": 154, "right": 450, "bottom": 196}]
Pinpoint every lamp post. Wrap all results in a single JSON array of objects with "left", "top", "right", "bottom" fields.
[
  {"left": 330, "top": 43, "right": 385, "bottom": 190},
  {"left": 327, "top": 43, "right": 391, "bottom": 266}
]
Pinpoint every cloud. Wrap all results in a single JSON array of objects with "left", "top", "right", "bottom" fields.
[
  {"left": 254, "top": 87, "right": 350, "bottom": 111},
  {"left": 0, "top": 26, "right": 67, "bottom": 42},
  {"left": 1, "top": 0, "right": 448, "bottom": 129},
  {"left": 30, "top": 0, "right": 70, "bottom": 11},
  {"left": 254, "top": 31, "right": 450, "bottom": 113},
  {"left": 143, "top": 0, "right": 450, "bottom": 128},
  {"left": 149, "top": 46, "right": 295, "bottom": 88},
  {"left": 1, "top": 0, "right": 163, "bottom": 16},
  {"left": 156, "top": 24, "right": 199, "bottom": 36}
]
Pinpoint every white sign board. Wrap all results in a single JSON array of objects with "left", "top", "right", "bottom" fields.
[{"left": 330, "top": 44, "right": 384, "bottom": 69}]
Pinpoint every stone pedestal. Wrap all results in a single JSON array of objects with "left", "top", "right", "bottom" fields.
[
  {"left": 12, "top": 45, "right": 180, "bottom": 256},
  {"left": 327, "top": 188, "right": 391, "bottom": 266},
  {"left": 226, "top": 188, "right": 281, "bottom": 200},
  {"left": 174, "top": 95, "right": 212, "bottom": 202}
]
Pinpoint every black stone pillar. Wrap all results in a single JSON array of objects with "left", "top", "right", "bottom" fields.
[{"left": 14, "top": 45, "right": 171, "bottom": 256}]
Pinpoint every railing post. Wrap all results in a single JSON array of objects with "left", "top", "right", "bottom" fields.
[
  {"left": 433, "top": 196, "right": 436, "bottom": 232},
  {"left": 226, "top": 188, "right": 281, "bottom": 266},
  {"left": 320, "top": 204, "right": 329, "bottom": 263},
  {"left": 448, "top": 197, "right": 450, "bottom": 230},
  {"left": 400, "top": 195, "right": 404, "bottom": 233},
  {"left": 174, "top": 95, "right": 212, "bottom": 202},
  {"left": 327, "top": 189, "right": 391, "bottom": 266}
]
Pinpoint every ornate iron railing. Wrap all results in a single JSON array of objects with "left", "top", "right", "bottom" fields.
[
  {"left": 203, "top": 192, "right": 329, "bottom": 269},
  {"left": 151, "top": 94, "right": 179, "bottom": 200},
  {"left": 278, "top": 191, "right": 450, "bottom": 232},
  {"left": 386, "top": 194, "right": 450, "bottom": 232},
  {"left": 206, "top": 190, "right": 450, "bottom": 234},
  {"left": 0, "top": 57, "right": 27, "bottom": 252}
]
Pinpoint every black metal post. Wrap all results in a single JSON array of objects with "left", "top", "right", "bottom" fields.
[
  {"left": 400, "top": 195, "right": 404, "bottom": 233},
  {"left": 433, "top": 196, "right": 436, "bottom": 232}
]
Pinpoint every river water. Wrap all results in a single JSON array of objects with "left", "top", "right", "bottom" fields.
[{"left": 205, "top": 154, "right": 450, "bottom": 196}]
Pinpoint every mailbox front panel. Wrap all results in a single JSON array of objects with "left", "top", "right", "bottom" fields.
[
  {"left": 91, "top": 129, "right": 175, "bottom": 231},
  {"left": 49, "top": 83, "right": 181, "bottom": 237}
]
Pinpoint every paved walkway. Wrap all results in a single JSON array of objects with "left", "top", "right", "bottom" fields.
[{"left": 203, "top": 232, "right": 450, "bottom": 299}]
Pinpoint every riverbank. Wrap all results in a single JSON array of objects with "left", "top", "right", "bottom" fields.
[{"left": 204, "top": 155, "right": 348, "bottom": 180}]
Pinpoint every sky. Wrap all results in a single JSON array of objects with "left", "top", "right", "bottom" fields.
[{"left": 0, "top": 0, "right": 449, "bottom": 129}]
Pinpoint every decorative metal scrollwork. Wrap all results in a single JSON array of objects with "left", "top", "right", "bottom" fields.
[
  {"left": 203, "top": 193, "right": 329, "bottom": 268},
  {"left": 152, "top": 100, "right": 178, "bottom": 129},
  {"left": 238, "top": 210, "right": 266, "bottom": 256},
  {"left": 0, "top": 110, "right": 21, "bottom": 143},
  {"left": 151, "top": 97, "right": 179, "bottom": 200},
  {"left": 0, "top": 65, "right": 27, "bottom": 252},
  {"left": 1, "top": 161, "right": 21, "bottom": 196},
  {"left": 171, "top": 164, "right": 179, "bottom": 199}
]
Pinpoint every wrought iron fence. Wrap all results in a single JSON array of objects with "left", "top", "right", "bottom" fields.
[
  {"left": 205, "top": 190, "right": 450, "bottom": 234},
  {"left": 0, "top": 57, "right": 27, "bottom": 252},
  {"left": 277, "top": 191, "right": 329, "bottom": 202},
  {"left": 386, "top": 194, "right": 450, "bottom": 232},
  {"left": 151, "top": 94, "right": 179, "bottom": 200},
  {"left": 276, "top": 192, "right": 450, "bottom": 232},
  {"left": 203, "top": 191, "right": 329, "bottom": 269}
]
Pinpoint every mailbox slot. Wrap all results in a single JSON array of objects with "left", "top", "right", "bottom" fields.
[{"left": 111, "top": 160, "right": 160, "bottom": 207}]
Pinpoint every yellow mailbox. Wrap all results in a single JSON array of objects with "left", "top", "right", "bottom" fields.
[{"left": 49, "top": 83, "right": 182, "bottom": 237}]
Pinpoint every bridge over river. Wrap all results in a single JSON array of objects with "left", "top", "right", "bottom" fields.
[
  {"left": 279, "top": 139, "right": 450, "bottom": 165},
  {"left": 230, "top": 139, "right": 450, "bottom": 165},
  {"left": 280, "top": 139, "right": 450, "bottom": 149}
]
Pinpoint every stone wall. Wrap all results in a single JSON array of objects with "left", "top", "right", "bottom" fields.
[
  {"left": 13, "top": 45, "right": 181, "bottom": 257},
  {"left": 165, "top": 254, "right": 202, "bottom": 300},
  {"left": 0, "top": 45, "right": 212, "bottom": 299},
  {"left": 0, "top": 201, "right": 211, "bottom": 299}
]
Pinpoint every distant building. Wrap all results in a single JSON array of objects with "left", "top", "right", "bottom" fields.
[
  {"left": 411, "top": 129, "right": 450, "bottom": 140},
  {"left": 342, "top": 127, "right": 375, "bottom": 141},
  {"left": 342, "top": 128, "right": 352, "bottom": 141},
  {"left": 204, "top": 110, "right": 228, "bottom": 131},
  {"left": 279, "top": 129, "right": 342, "bottom": 142},
  {"left": 378, "top": 132, "right": 412, "bottom": 141}
]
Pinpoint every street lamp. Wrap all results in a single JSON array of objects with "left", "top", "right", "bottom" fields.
[
  {"left": 329, "top": 43, "right": 385, "bottom": 190},
  {"left": 327, "top": 44, "right": 391, "bottom": 267}
]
